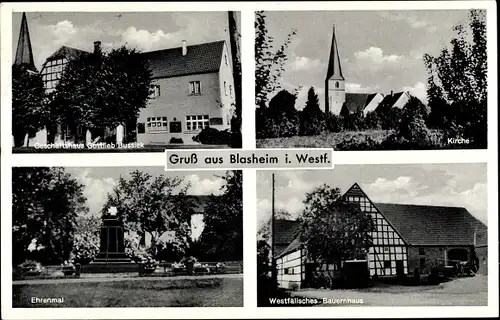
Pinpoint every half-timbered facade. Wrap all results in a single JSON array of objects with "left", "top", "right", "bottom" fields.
[{"left": 274, "top": 183, "right": 487, "bottom": 289}]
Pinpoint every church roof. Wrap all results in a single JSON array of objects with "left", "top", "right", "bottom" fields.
[
  {"left": 275, "top": 183, "right": 487, "bottom": 259},
  {"left": 14, "top": 12, "right": 37, "bottom": 72},
  {"left": 325, "top": 25, "right": 344, "bottom": 81},
  {"left": 343, "top": 93, "right": 378, "bottom": 114}
]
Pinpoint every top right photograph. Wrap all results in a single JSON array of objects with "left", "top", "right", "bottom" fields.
[{"left": 255, "top": 10, "right": 488, "bottom": 150}]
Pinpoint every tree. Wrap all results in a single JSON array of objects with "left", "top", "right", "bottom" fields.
[
  {"left": 299, "top": 185, "right": 375, "bottom": 266},
  {"left": 256, "top": 89, "right": 300, "bottom": 138},
  {"left": 255, "top": 11, "right": 297, "bottom": 108},
  {"left": 364, "top": 111, "right": 382, "bottom": 130},
  {"left": 228, "top": 11, "right": 242, "bottom": 148},
  {"left": 299, "top": 87, "right": 326, "bottom": 136},
  {"left": 102, "top": 170, "right": 195, "bottom": 260},
  {"left": 12, "top": 167, "right": 88, "bottom": 265},
  {"left": 342, "top": 112, "right": 365, "bottom": 131},
  {"left": 12, "top": 65, "right": 47, "bottom": 147},
  {"left": 257, "top": 209, "right": 292, "bottom": 242},
  {"left": 423, "top": 9, "right": 487, "bottom": 147},
  {"left": 198, "top": 171, "right": 243, "bottom": 261},
  {"left": 48, "top": 46, "right": 153, "bottom": 142},
  {"left": 72, "top": 215, "right": 101, "bottom": 264}
]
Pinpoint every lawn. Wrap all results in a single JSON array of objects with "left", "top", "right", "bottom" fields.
[
  {"left": 256, "top": 130, "right": 392, "bottom": 149},
  {"left": 13, "top": 277, "right": 243, "bottom": 307}
]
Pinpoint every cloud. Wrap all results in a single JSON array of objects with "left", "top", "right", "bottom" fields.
[
  {"left": 379, "top": 12, "right": 436, "bottom": 32},
  {"left": 353, "top": 47, "right": 403, "bottom": 72},
  {"left": 121, "top": 26, "right": 179, "bottom": 51},
  {"left": 183, "top": 174, "right": 225, "bottom": 195},
  {"left": 288, "top": 53, "right": 322, "bottom": 72},
  {"left": 403, "top": 81, "right": 427, "bottom": 103},
  {"left": 74, "top": 169, "right": 117, "bottom": 216},
  {"left": 345, "top": 82, "right": 380, "bottom": 93}
]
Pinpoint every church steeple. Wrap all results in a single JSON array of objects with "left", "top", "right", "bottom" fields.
[
  {"left": 326, "top": 25, "right": 344, "bottom": 81},
  {"left": 14, "top": 12, "right": 37, "bottom": 72},
  {"left": 325, "top": 24, "right": 346, "bottom": 115}
]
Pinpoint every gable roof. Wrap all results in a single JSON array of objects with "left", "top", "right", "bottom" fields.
[
  {"left": 140, "top": 40, "right": 225, "bottom": 79},
  {"left": 343, "top": 93, "right": 377, "bottom": 114},
  {"left": 42, "top": 40, "right": 226, "bottom": 79},
  {"left": 273, "top": 183, "right": 487, "bottom": 259},
  {"left": 46, "top": 46, "right": 90, "bottom": 62},
  {"left": 374, "top": 203, "right": 487, "bottom": 246},
  {"left": 378, "top": 92, "right": 405, "bottom": 109},
  {"left": 274, "top": 219, "right": 301, "bottom": 244}
]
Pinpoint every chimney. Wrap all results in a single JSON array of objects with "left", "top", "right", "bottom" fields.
[
  {"left": 390, "top": 90, "right": 393, "bottom": 96},
  {"left": 93, "top": 41, "right": 102, "bottom": 54},
  {"left": 182, "top": 40, "right": 187, "bottom": 56}
]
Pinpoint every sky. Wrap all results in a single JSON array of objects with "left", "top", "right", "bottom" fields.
[
  {"left": 256, "top": 164, "right": 488, "bottom": 228},
  {"left": 65, "top": 167, "right": 229, "bottom": 240},
  {"left": 261, "top": 10, "right": 478, "bottom": 111},
  {"left": 12, "top": 11, "right": 239, "bottom": 72}
]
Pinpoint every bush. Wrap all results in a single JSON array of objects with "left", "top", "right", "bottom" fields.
[
  {"left": 192, "top": 128, "right": 232, "bottom": 145},
  {"left": 364, "top": 111, "right": 382, "bottom": 130},
  {"left": 325, "top": 113, "right": 343, "bottom": 132},
  {"left": 342, "top": 112, "right": 365, "bottom": 131},
  {"left": 335, "top": 135, "right": 381, "bottom": 151}
]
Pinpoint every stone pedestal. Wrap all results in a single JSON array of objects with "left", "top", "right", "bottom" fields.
[{"left": 87, "top": 212, "right": 137, "bottom": 273}]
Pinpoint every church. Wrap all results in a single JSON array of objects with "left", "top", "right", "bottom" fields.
[
  {"left": 325, "top": 26, "right": 420, "bottom": 117},
  {"left": 13, "top": 12, "right": 235, "bottom": 147},
  {"left": 274, "top": 183, "right": 488, "bottom": 290}
]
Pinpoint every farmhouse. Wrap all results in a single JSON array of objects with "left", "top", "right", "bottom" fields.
[
  {"left": 274, "top": 183, "right": 487, "bottom": 289},
  {"left": 324, "top": 25, "right": 423, "bottom": 116},
  {"left": 14, "top": 12, "right": 235, "bottom": 147}
]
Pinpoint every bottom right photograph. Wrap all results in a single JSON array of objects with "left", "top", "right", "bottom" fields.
[{"left": 256, "top": 164, "right": 488, "bottom": 307}]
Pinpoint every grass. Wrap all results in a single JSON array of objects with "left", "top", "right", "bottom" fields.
[
  {"left": 13, "top": 278, "right": 243, "bottom": 307},
  {"left": 256, "top": 130, "right": 392, "bottom": 149}
]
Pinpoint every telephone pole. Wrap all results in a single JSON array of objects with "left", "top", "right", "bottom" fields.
[{"left": 271, "top": 173, "right": 276, "bottom": 285}]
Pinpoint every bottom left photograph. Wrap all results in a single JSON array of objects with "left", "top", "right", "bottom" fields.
[{"left": 11, "top": 167, "right": 243, "bottom": 308}]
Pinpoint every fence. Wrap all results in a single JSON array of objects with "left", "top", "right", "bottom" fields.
[{"left": 13, "top": 261, "right": 243, "bottom": 280}]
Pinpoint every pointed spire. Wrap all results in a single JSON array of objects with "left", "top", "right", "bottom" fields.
[
  {"left": 14, "top": 12, "right": 37, "bottom": 72},
  {"left": 326, "top": 24, "right": 344, "bottom": 81}
]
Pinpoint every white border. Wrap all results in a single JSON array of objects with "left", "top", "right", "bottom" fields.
[{"left": 1, "top": 1, "right": 498, "bottom": 319}]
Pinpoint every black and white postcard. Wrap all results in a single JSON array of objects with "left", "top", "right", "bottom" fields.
[
  {"left": 11, "top": 11, "right": 242, "bottom": 153},
  {"left": 12, "top": 167, "right": 243, "bottom": 307},
  {"left": 257, "top": 164, "right": 488, "bottom": 306},
  {"left": 255, "top": 10, "right": 488, "bottom": 150}
]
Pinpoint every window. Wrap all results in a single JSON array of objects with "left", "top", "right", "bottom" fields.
[
  {"left": 186, "top": 115, "right": 209, "bottom": 131},
  {"left": 229, "top": 85, "right": 233, "bottom": 97},
  {"left": 419, "top": 258, "right": 426, "bottom": 268},
  {"left": 284, "top": 269, "right": 289, "bottom": 275},
  {"left": 189, "top": 81, "right": 202, "bottom": 95},
  {"left": 170, "top": 121, "right": 182, "bottom": 133},
  {"left": 419, "top": 248, "right": 425, "bottom": 255},
  {"left": 383, "top": 247, "right": 390, "bottom": 253},
  {"left": 384, "top": 261, "right": 391, "bottom": 269},
  {"left": 224, "top": 81, "right": 227, "bottom": 96},
  {"left": 335, "top": 81, "right": 340, "bottom": 88},
  {"left": 209, "top": 117, "right": 223, "bottom": 126},
  {"left": 224, "top": 54, "right": 228, "bottom": 66},
  {"left": 150, "top": 85, "right": 161, "bottom": 99},
  {"left": 137, "top": 123, "right": 145, "bottom": 134},
  {"left": 147, "top": 117, "right": 168, "bottom": 132}
]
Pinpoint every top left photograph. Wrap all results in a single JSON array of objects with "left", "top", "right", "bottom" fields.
[{"left": 11, "top": 11, "right": 242, "bottom": 153}]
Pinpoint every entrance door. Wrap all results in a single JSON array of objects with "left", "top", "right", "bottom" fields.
[{"left": 396, "top": 260, "right": 404, "bottom": 278}]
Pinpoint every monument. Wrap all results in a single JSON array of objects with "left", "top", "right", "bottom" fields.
[{"left": 85, "top": 207, "right": 138, "bottom": 273}]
